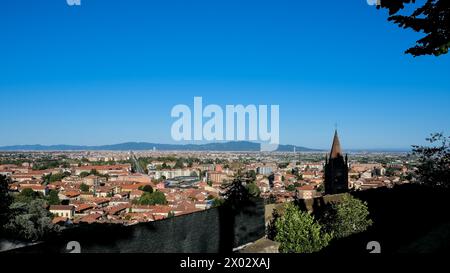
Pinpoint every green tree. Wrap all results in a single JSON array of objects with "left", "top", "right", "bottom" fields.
[
  {"left": 412, "top": 133, "right": 450, "bottom": 188},
  {"left": 43, "top": 172, "right": 70, "bottom": 184},
  {"left": 137, "top": 191, "right": 167, "bottom": 205},
  {"left": 15, "top": 188, "right": 41, "bottom": 203},
  {"left": 274, "top": 203, "right": 332, "bottom": 253},
  {"left": 377, "top": 0, "right": 450, "bottom": 56},
  {"left": 246, "top": 170, "right": 257, "bottom": 181},
  {"left": 246, "top": 182, "right": 261, "bottom": 197},
  {"left": 286, "top": 184, "right": 296, "bottom": 192},
  {"left": 149, "top": 191, "right": 167, "bottom": 205},
  {"left": 46, "top": 190, "right": 60, "bottom": 206},
  {"left": 138, "top": 185, "right": 154, "bottom": 193},
  {"left": 222, "top": 176, "right": 253, "bottom": 209},
  {"left": 211, "top": 198, "right": 225, "bottom": 208},
  {"left": 318, "top": 194, "right": 373, "bottom": 239},
  {"left": 32, "top": 159, "right": 61, "bottom": 170},
  {"left": 79, "top": 172, "right": 90, "bottom": 178},
  {"left": 174, "top": 159, "right": 184, "bottom": 169},
  {"left": 80, "top": 183, "right": 90, "bottom": 193},
  {"left": 385, "top": 167, "right": 397, "bottom": 177},
  {"left": 4, "top": 199, "right": 60, "bottom": 242},
  {"left": 0, "top": 175, "right": 13, "bottom": 228}
]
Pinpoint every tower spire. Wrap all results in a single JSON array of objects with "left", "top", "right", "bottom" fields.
[{"left": 330, "top": 130, "right": 343, "bottom": 159}]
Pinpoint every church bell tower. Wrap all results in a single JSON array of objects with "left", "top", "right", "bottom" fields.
[{"left": 324, "top": 130, "right": 349, "bottom": 195}]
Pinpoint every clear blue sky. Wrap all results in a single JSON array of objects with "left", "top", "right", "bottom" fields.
[{"left": 1, "top": 0, "right": 449, "bottom": 149}]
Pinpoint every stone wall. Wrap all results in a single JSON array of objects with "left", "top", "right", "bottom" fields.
[{"left": 6, "top": 199, "right": 266, "bottom": 254}]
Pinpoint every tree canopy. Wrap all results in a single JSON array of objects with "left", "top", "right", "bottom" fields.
[
  {"left": 378, "top": 0, "right": 450, "bottom": 56},
  {"left": 318, "top": 194, "right": 373, "bottom": 239},
  {"left": 4, "top": 199, "right": 59, "bottom": 242},
  {"left": 221, "top": 175, "right": 254, "bottom": 209},
  {"left": 274, "top": 203, "right": 332, "bottom": 253},
  {"left": 79, "top": 183, "right": 90, "bottom": 193},
  {"left": 136, "top": 191, "right": 167, "bottom": 205},
  {"left": 46, "top": 190, "right": 61, "bottom": 206},
  {"left": 15, "top": 188, "right": 42, "bottom": 203},
  {"left": 0, "top": 175, "right": 13, "bottom": 227},
  {"left": 246, "top": 182, "right": 261, "bottom": 198},
  {"left": 139, "top": 185, "right": 154, "bottom": 193},
  {"left": 412, "top": 133, "right": 450, "bottom": 188}
]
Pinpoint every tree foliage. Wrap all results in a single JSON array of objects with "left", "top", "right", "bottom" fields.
[
  {"left": 79, "top": 172, "right": 90, "bottom": 178},
  {"left": 15, "top": 188, "right": 42, "bottom": 203},
  {"left": 274, "top": 203, "right": 332, "bottom": 253},
  {"left": 0, "top": 175, "right": 13, "bottom": 228},
  {"left": 46, "top": 190, "right": 61, "bottom": 206},
  {"left": 42, "top": 172, "right": 70, "bottom": 184},
  {"left": 139, "top": 185, "right": 154, "bottom": 193},
  {"left": 318, "top": 194, "right": 373, "bottom": 239},
  {"left": 136, "top": 191, "right": 167, "bottom": 205},
  {"left": 246, "top": 182, "right": 261, "bottom": 198},
  {"left": 173, "top": 159, "right": 185, "bottom": 169},
  {"left": 4, "top": 199, "right": 59, "bottom": 242},
  {"left": 412, "top": 133, "right": 450, "bottom": 188},
  {"left": 377, "top": 0, "right": 450, "bottom": 56},
  {"left": 246, "top": 170, "right": 257, "bottom": 181},
  {"left": 32, "top": 159, "right": 68, "bottom": 170},
  {"left": 211, "top": 197, "right": 225, "bottom": 208},
  {"left": 221, "top": 175, "right": 254, "bottom": 209},
  {"left": 286, "top": 184, "right": 296, "bottom": 192},
  {"left": 79, "top": 183, "right": 90, "bottom": 193}
]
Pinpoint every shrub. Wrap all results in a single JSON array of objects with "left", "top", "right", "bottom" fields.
[{"left": 274, "top": 203, "right": 332, "bottom": 253}]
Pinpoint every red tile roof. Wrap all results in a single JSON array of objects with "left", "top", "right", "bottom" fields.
[{"left": 49, "top": 205, "right": 75, "bottom": 211}]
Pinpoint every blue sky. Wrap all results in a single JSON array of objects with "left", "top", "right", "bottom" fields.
[{"left": 0, "top": 0, "right": 449, "bottom": 149}]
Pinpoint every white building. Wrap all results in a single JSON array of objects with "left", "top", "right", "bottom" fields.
[
  {"left": 49, "top": 205, "right": 75, "bottom": 219},
  {"left": 153, "top": 169, "right": 199, "bottom": 180}
]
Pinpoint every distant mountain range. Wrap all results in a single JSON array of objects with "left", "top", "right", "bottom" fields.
[{"left": 0, "top": 141, "right": 322, "bottom": 152}]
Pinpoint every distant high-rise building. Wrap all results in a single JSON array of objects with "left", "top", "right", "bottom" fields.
[{"left": 324, "top": 130, "right": 349, "bottom": 195}]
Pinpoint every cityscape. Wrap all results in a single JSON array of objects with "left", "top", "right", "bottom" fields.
[
  {"left": 0, "top": 131, "right": 417, "bottom": 247},
  {"left": 1, "top": 131, "right": 413, "bottom": 226}
]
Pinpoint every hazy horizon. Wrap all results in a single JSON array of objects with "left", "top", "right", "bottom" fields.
[{"left": 0, "top": 140, "right": 412, "bottom": 152}]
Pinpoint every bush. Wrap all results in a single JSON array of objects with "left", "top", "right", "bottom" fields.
[{"left": 274, "top": 203, "right": 332, "bottom": 253}]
